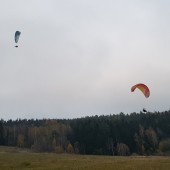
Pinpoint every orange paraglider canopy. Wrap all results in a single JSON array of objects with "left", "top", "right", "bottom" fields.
[{"left": 131, "top": 83, "right": 150, "bottom": 98}]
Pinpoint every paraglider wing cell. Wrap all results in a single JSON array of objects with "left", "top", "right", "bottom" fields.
[{"left": 131, "top": 83, "right": 150, "bottom": 98}]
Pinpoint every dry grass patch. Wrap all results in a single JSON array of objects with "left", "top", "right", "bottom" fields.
[{"left": 0, "top": 147, "right": 170, "bottom": 170}]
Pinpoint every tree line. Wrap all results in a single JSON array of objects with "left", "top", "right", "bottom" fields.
[{"left": 0, "top": 110, "right": 170, "bottom": 155}]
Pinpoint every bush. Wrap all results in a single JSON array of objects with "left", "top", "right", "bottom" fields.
[{"left": 159, "top": 139, "right": 170, "bottom": 152}]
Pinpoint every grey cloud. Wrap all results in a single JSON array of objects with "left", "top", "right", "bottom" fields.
[{"left": 0, "top": 0, "right": 170, "bottom": 119}]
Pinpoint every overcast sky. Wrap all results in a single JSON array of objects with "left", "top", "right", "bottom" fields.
[{"left": 0, "top": 0, "right": 170, "bottom": 120}]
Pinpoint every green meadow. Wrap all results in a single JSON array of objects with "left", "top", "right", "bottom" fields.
[{"left": 0, "top": 147, "right": 170, "bottom": 170}]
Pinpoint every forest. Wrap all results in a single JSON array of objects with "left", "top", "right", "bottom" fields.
[{"left": 0, "top": 110, "right": 170, "bottom": 156}]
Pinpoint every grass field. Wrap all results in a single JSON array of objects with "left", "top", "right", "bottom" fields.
[{"left": 0, "top": 147, "right": 170, "bottom": 170}]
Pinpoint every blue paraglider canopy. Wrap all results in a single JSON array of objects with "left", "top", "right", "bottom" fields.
[{"left": 14, "top": 31, "right": 21, "bottom": 47}]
